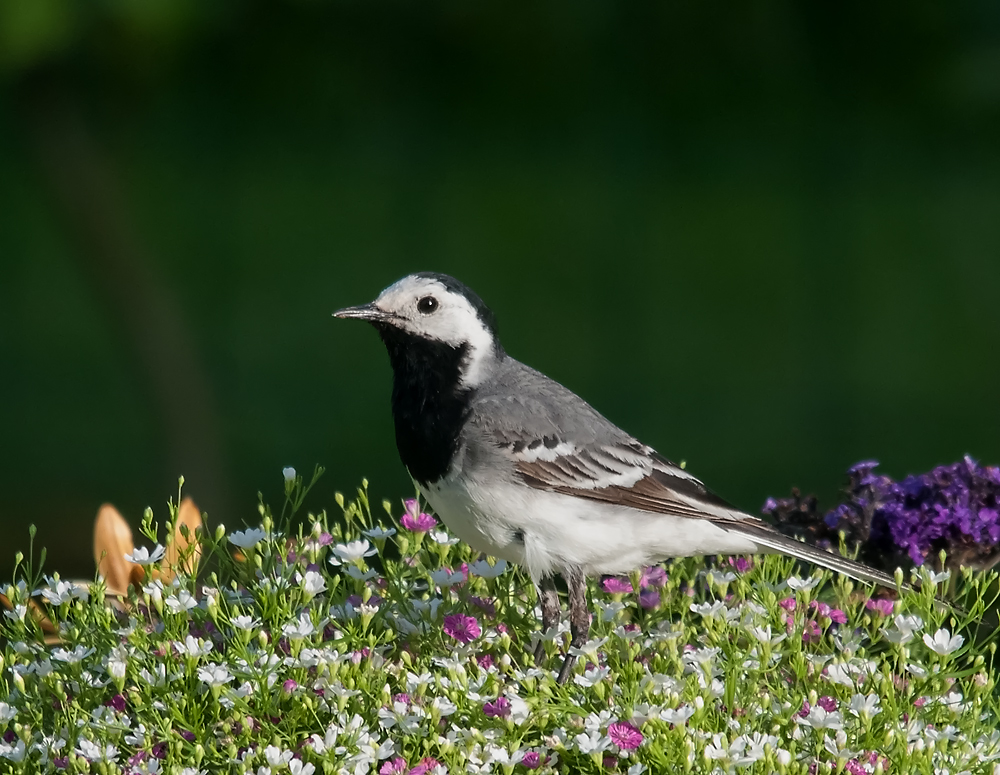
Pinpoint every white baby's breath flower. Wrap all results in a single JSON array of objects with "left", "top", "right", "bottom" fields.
[
  {"left": 107, "top": 645, "right": 128, "bottom": 680},
  {"left": 824, "top": 663, "right": 855, "bottom": 688},
  {"left": 574, "top": 729, "right": 611, "bottom": 754},
  {"left": 0, "top": 703, "right": 15, "bottom": 723},
  {"left": 265, "top": 746, "right": 294, "bottom": 767},
  {"left": 4, "top": 604, "right": 26, "bottom": 623},
  {"left": 283, "top": 612, "right": 318, "bottom": 640},
  {"left": 750, "top": 625, "right": 786, "bottom": 646},
  {"left": 505, "top": 690, "right": 530, "bottom": 725},
  {"left": 0, "top": 738, "right": 26, "bottom": 763},
  {"left": 430, "top": 569, "right": 465, "bottom": 587},
  {"left": 364, "top": 526, "right": 397, "bottom": 540},
  {"left": 923, "top": 628, "right": 964, "bottom": 656},
  {"left": 799, "top": 706, "right": 844, "bottom": 730},
  {"left": 574, "top": 666, "right": 611, "bottom": 687},
  {"left": 197, "top": 664, "right": 232, "bottom": 687},
  {"left": 328, "top": 540, "right": 377, "bottom": 565},
  {"left": 786, "top": 575, "right": 821, "bottom": 591},
  {"left": 690, "top": 600, "right": 725, "bottom": 617},
  {"left": 660, "top": 705, "right": 696, "bottom": 725},
  {"left": 124, "top": 545, "right": 166, "bottom": 565},
  {"left": 52, "top": 645, "right": 95, "bottom": 664},
  {"left": 289, "top": 761, "right": 315, "bottom": 775},
  {"left": 432, "top": 696, "right": 457, "bottom": 716},
  {"left": 346, "top": 565, "right": 378, "bottom": 581},
  {"left": 597, "top": 600, "right": 626, "bottom": 621},
  {"left": 300, "top": 570, "right": 327, "bottom": 597},
  {"left": 283, "top": 466, "right": 297, "bottom": 481},
  {"left": 429, "top": 529, "right": 459, "bottom": 545},
  {"left": 76, "top": 739, "right": 118, "bottom": 762},
  {"left": 165, "top": 589, "right": 198, "bottom": 614},
  {"left": 568, "top": 636, "right": 609, "bottom": 658},
  {"left": 175, "top": 635, "right": 213, "bottom": 658},
  {"left": 231, "top": 615, "right": 261, "bottom": 631},
  {"left": 228, "top": 527, "right": 267, "bottom": 549},
  {"left": 641, "top": 672, "right": 684, "bottom": 695},
  {"left": 848, "top": 693, "right": 882, "bottom": 719},
  {"left": 40, "top": 578, "right": 89, "bottom": 605},
  {"left": 468, "top": 559, "right": 508, "bottom": 579}
]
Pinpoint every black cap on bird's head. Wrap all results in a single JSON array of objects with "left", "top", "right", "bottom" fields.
[{"left": 335, "top": 272, "right": 503, "bottom": 387}]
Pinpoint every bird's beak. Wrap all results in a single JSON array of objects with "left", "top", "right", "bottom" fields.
[{"left": 333, "top": 302, "right": 396, "bottom": 323}]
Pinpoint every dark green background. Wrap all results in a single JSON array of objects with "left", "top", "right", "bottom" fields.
[{"left": 2, "top": 1, "right": 999, "bottom": 579}]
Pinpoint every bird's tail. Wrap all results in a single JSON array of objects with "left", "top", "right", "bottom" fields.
[{"left": 720, "top": 521, "right": 900, "bottom": 590}]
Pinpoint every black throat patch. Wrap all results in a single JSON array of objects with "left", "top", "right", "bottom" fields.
[{"left": 376, "top": 325, "right": 473, "bottom": 486}]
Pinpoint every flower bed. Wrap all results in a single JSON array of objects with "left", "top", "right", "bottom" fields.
[{"left": 1, "top": 470, "right": 998, "bottom": 774}]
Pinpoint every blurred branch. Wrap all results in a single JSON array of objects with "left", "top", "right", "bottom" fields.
[{"left": 15, "top": 69, "right": 231, "bottom": 521}]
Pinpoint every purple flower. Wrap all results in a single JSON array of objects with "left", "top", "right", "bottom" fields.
[
  {"left": 520, "top": 751, "right": 542, "bottom": 769},
  {"left": 401, "top": 499, "right": 437, "bottom": 532},
  {"left": 607, "top": 721, "right": 643, "bottom": 751},
  {"left": 443, "top": 613, "right": 481, "bottom": 643},
  {"left": 282, "top": 679, "right": 298, "bottom": 694},
  {"left": 483, "top": 696, "right": 511, "bottom": 719},
  {"left": 601, "top": 577, "right": 634, "bottom": 594},
  {"left": 470, "top": 596, "right": 497, "bottom": 617},
  {"left": 727, "top": 556, "right": 753, "bottom": 574},
  {"left": 640, "top": 565, "right": 667, "bottom": 588},
  {"left": 817, "top": 695, "right": 838, "bottom": 712},
  {"left": 638, "top": 590, "right": 660, "bottom": 609}
]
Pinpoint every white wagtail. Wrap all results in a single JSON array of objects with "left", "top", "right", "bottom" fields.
[{"left": 336, "top": 272, "right": 897, "bottom": 683}]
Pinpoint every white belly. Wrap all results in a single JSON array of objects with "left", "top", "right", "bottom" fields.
[{"left": 418, "top": 474, "right": 761, "bottom": 582}]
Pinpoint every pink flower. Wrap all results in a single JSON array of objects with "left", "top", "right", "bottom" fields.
[
  {"left": 601, "top": 577, "right": 634, "bottom": 594},
  {"left": 828, "top": 608, "right": 847, "bottom": 624},
  {"left": 483, "top": 696, "right": 511, "bottom": 719},
  {"left": 477, "top": 654, "right": 494, "bottom": 671},
  {"left": 640, "top": 566, "right": 667, "bottom": 588},
  {"left": 408, "top": 758, "right": 442, "bottom": 775},
  {"left": 380, "top": 758, "right": 408, "bottom": 775},
  {"left": 802, "top": 620, "right": 821, "bottom": 642},
  {"left": 520, "top": 751, "right": 542, "bottom": 769},
  {"left": 797, "top": 701, "right": 811, "bottom": 718},
  {"left": 818, "top": 695, "right": 838, "bottom": 712},
  {"left": 866, "top": 598, "right": 894, "bottom": 616},
  {"left": 728, "top": 556, "right": 753, "bottom": 573},
  {"left": 443, "top": 613, "right": 481, "bottom": 643},
  {"left": 809, "top": 600, "right": 831, "bottom": 617},
  {"left": 778, "top": 597, "right": 797, "bottom": 612},
  {"left": 401, "top": 499, "right": 437, "bottom": 532},
  {"left": 607, "top": 721, "right": 643, "bottom": 751}
]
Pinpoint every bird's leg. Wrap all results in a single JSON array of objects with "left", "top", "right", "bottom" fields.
[
  {"left": 533, "top": 576, "right": 560, "bottom": 665},
  {"left": 556, "top": 567, "right": 589, "bottom": 685}
]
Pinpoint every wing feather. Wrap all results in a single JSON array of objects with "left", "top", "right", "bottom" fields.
[{"left": 497, "top": 433, "right": 898, "bottom": 589}]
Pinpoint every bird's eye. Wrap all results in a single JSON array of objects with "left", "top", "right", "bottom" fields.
[{"left": 417, "top": 296, "right": 439, "bottom": 314}]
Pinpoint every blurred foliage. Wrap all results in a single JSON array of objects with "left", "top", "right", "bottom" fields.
[{"left": 1, "top": 0, "right": 1000, "bottom": 579}]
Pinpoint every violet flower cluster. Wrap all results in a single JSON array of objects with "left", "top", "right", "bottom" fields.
[{"left": 765, "top": 456, "right": 1000, "bottom": 572}]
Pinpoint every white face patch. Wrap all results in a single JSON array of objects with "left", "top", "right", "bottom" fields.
[{"left": 374, "top": 275, "right": 498, "bottom": 388}]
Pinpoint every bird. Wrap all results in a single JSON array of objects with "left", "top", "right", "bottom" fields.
[{"left": 335, "top": 272, "right": 898, "bottom": 684}]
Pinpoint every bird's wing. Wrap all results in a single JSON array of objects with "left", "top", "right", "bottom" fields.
[{"left": 489, "top": 425, "right": 898, "bottom": 589}]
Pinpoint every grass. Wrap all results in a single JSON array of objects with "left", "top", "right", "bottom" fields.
[{"left": 1, "top": 470, "right": 999, "bottom": 775}]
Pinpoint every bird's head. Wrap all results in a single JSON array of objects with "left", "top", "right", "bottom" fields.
[{"left": 335, "top": 272, "right": 503, "bottom": 388}]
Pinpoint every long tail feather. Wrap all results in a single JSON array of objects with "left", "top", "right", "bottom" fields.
[{"left": 720, "top": 521, "right": 900, "bottom": 589}]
